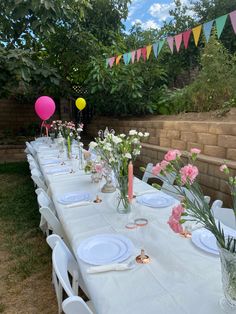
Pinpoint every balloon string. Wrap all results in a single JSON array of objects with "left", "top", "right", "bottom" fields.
[{"left": 40, "top": 120, "right": 45, "bottom": 137}]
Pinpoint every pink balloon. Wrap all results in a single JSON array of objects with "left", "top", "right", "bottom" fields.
[{"left": 35, "top": 96, "right": 56, "bottom": 120}]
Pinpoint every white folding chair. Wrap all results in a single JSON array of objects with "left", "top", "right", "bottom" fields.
[
  {"left": 26, "top": 141, "right": 36, "bottom": 157},
  {"left": 142, "top": 163, "right": 176, "bottom": 185},
  {"left": 211, "top": 203, "right": 236, "bottom": 229},
  {"left": 39, "top": 207, "right": 65, "bottom": 238},
  {"left": 62, "top": 296, "right": 93, "bottom": 314},
  {"left": 46, "top": 235, "right": 94, "bottom": 314},
  {"left": 37, "top": 188, "right": 55, "bottom": 210},
  {"left": 47, "top": 235, "right": 90, "bottom": 304},
  {"left": 31, "top": 174, "right": 47, "bottom": 191}
]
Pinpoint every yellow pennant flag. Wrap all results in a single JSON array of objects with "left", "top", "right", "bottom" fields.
[
  {"left": 116, "top": 55, "right": 122, "bottom": 65},
  {"left": 192, "top": 25, "right": 202, "bottom": 46},
  {"left": 146, "top": 45, "right": 152, "bottom": 60}
]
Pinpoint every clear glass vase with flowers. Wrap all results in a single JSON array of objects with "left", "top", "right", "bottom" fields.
[
  {"left": 151, "top": 148, "right": 236, "bottom": 312},
  {"left": 89, "top": 129, "right": 149, "bottom": 214}
]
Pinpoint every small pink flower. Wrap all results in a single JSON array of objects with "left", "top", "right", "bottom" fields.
[
  {"left": 167, "top": 216, "right": 183, "bottom": 233},
  {"left": 220, "top": 164, "right": 228, "bottom": 172},
  {"left": 152, "top": 163, "right": 162, "bottom": 175},
  {"left": 190, "top": 148, "right": 201, "bottom": 154},
  {"left": 95, "top": 163, "right": 103, "bottom": 173},
  {"left": 171, "top": 204, "right": 185, "bottom": 220},
  {"left": 160, "top": 160, "right": 169, "bottom": 170},
  {"left": 180, "top": 164, "right": 199, "bottom": 185},
  {"left": 164, "top": 149, "right": 181, "bottom": 162}
]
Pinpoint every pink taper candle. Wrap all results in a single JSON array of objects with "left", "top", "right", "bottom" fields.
[{"left": 128, "top": 161, "right": 133, "bottom": 202}]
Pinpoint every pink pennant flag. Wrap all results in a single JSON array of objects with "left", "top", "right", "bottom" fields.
[
  {"left": 108, "top": 57, "right": 115, "bottom": 68},
  {"left": 167, "top": 37, "right": 174, "bottom": 53},
  {"left": 175, "top": 33, "right": 183, "bottom": 52},
  {"left": 136, "top": 48, "right": 142, "bottom": 62},
  {"left": 131, "top": 51, "right": 136, "bottom": 64},
  {"left": 183, "top": 30, "right": 192, "bottom": 49},
  {"left": 230, "top": 10, "right": 236, "bottom": 34},
  {"left": 141, "top": 47, "right": 147, "bottom": 61}
]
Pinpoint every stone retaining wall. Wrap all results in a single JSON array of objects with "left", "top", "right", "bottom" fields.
[
  {"left": 87, "top": 117, "right": 236, "bottom": 207},
  {"left": 0, "top": 145, "right": 26, "bottom": 163}
]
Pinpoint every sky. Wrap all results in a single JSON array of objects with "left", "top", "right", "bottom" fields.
[{"left": 124, "top": 0, "right": 195, "bottom": 32}]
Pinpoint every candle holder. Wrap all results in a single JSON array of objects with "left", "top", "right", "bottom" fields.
[
  {"left": 136, "top": 249, "right": 151, "bottom": 264},
  {"left": 93, "top": 195, "right": 102, "bottom": 203}
]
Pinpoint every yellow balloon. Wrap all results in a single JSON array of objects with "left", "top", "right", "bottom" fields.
[{"left": 75, "top": 98, "right": 86, "bottom": 111}]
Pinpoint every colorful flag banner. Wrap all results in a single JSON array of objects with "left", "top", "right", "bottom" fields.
[
  {"left": 230, "top": 10, "right": 236, "bottom": 34},
  {"left": 108, "top": 57, "right": 115, "bottom": 68},
  {"left": 136, "top": 48, "right": 142, "bottom": 62},
  {"left": 203, "top": 20, "right": 214, "bottom": 43},
  {"left": 152, "top": 42, "right": 159, "bottom": 58},
  {"left": 146, "top": 45, "right": 152, "bottom": 60},
  {"left": 215, "top": 14, "right": 228, "bottom": 38},
  {"left": 106, "top": 9, "right": 236, "bottom": 68},
  {"left": 158, "top": 39, "right": 165, "bottom": 54},
  {"left": 175, "top": 33, "right": 183, "bottom": 52},
  {"left": 123, "top": 52, "right": 132, "bottom": 65},
  {"left": 116, "top": 55, "right": 122, "bottom": 65},
  {"left": 192, "top": 25, "right": 202, "bottom": 46},
  {"left": 183, "top": 30, "right": 192, "bottom": 49},
  {"left": 141, "top": 47, "right": 147, "bottom": 61},
  {"left": 167, "top": 37, "right": 174, "bottom": 53},
  {"left": 131, "top": 51, "right": 136, "bottom": 64}
]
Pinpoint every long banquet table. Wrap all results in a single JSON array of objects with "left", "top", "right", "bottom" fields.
[{"left": 36, "top": 144, "right": 225, "bottom": 314}]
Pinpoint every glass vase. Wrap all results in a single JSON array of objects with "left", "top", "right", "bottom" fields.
[
  {"left": 218, "top": 244, "right": 236, "bottom": 312},
  {"left": 116, "top": 175, "right": 131, "bottom": 214},
  {"left": 66, "top": 136, "right": 72, "bottom": 159}
]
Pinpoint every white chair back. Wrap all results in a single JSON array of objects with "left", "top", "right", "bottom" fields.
[
  {"left": 37, "top": 191, "right": 52, "bottom": 208},
  {"left": 212, "top": 206, "right": 236, "bottom": 229},
  {"left": 62, "top": 296, "right": 93, "bottom": 314},
  {"left": 31, "top": 175, "right": 47, "bottom": 191},
  {"left": 26, "top": 141, "right": 36, "bottom": 157},
  {"left": 39, "top": 207, "right": 64, "bottom": 237},
  {"left": 142, "top": 163, "right": 176, "bottom": 185}
]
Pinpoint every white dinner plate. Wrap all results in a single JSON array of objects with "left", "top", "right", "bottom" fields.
[
  {"left": 77, "top": 234, "right": 134, "bottom": 265},
  {"left": 200, "top": 230, "right": 218, "bottom": 252},
  {"left": 45, "top": 167, "right": 71, "bottom": 175},
  {"left": 57, "top": 192, "right": 91, "bottom": 204},
  {"left": 136, "top": 193, "right": 174, "bottom": 208},
  {"left": 191, "top": 228, "right": 219, "bottom": 256}
]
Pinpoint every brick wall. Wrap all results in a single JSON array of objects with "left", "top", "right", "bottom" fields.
[
  {"left": 0, "top": 145, "right": 26, "bottom": 163},
  {"left": 87, "top": 117, "right": 236, "bottom": 207},
  {"left": 0, "top": 99, "right": 59, "bottom": 132}
]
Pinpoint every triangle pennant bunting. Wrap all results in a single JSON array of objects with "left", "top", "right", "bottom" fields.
[
  {"left": 183, "top": 30, "right": 192, "bottom": 49},
  {"left": 123, "top": 53, "right": 128, "bottom": 65},
  {"left": 230, "top": 10, "right": 236, "bottom": 34},
  {"left": 175, "top": 33, "right": 183, "bottom": 52},
  {"left": 215, "top": 14, "right": 228, "bottom": 38},
  {"left": 108, "top": 57, "right": 115, "bottom": 68},
  {"left": 127, "top": 52, "right": 132, "bottom": 64},
  {"left": 141, "top": 47, "right": 147, "bottom": 61},
  {"left": 131, "top": 51, "right": 136, "bottom": 64},
  {"left": 146, "top": 45, "right": 152, "bottom": 60},
  {"left": 152, "top": 42, "right": 159, "bottom": 58},
  {"left": 192, "top": 25, "right": 202, "bottom": 46},
  {"left": 136, "top": 49, "right": 142, "bottom": 62},
  {"left": 167, "top": 37, "right": 174, "bottom": 53},
  {"left": 116, "top": 55, "right": 122, "bottom": 65},
  {"left": 105, "top": 58, "right": 109, "bottom": 68},
  {"left": 203, "top": 20, "right": 214, "bottom": 43},
  {"left": 158, "top": 39, "right": 165, "bottom": 54}
]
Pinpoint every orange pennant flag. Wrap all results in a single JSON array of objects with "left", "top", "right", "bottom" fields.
[
  {"left": 146, "top": 45, "right": 152, "bottom": 60},
  {"left": 116, "top": 55, "right": 122, "bottom": 65},
  {"left": 192, "top": 25, "right": 202, "bottom": 46}
]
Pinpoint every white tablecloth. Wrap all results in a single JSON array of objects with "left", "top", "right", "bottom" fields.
[{"left": 37, "top": 147, "right": 224, "bottom": 314}]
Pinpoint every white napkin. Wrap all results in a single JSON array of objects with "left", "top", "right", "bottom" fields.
[
  {"left": 52, "top": 171, "right": 71, "bottom": 176},
  {"left": 87, "top": 262, "right": 133, "bottom": 274},
  {"left": 65, "top": 201, "right": 92, "bottom": 208}
]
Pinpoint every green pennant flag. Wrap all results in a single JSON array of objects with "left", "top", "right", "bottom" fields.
[
  {"left": 158, "top": 39, "right": 165, "bottom": 54},
  {"left": 215, "top": 14, "right": 228, "bottom": 38}
]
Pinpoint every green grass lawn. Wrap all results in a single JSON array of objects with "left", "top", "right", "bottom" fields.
[{"left": 0, "top": 162, "right": 57, "bottom": 313}]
